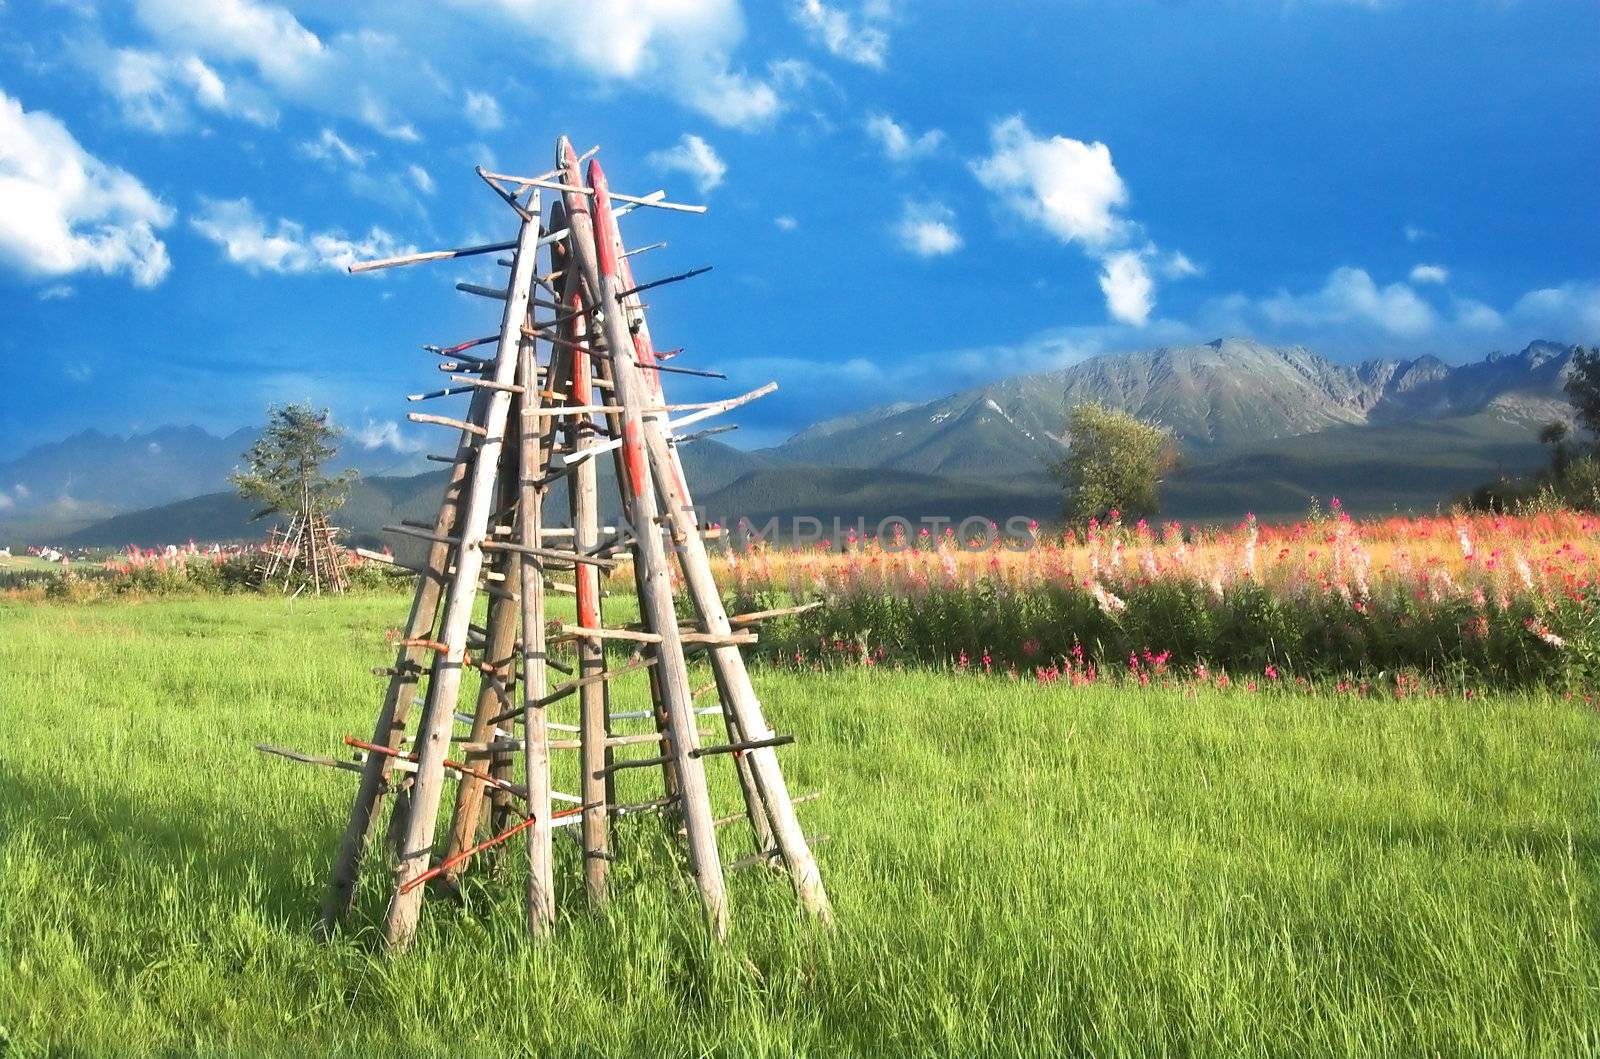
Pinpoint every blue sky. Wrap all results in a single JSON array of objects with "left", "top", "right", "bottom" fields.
[{"left": 1, "top": 0, "right": 1597, "bottom": 460}]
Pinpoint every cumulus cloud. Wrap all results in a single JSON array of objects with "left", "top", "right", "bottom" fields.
[
  {"left": 1409, "top": 263, "right": 1448, "bottom": 285},
  {"left": 190, "top": 196, "right": 413, "bottom": 273},
  {"left": 1099, "top": 252, "right": 1154, "bottom": 327},
  {"left": 865, "top": 113, "right": 942, "bottom": 161},
  {"left": 129, "top": 0, "right": 438, "bottom": 141},
  {"left": 973, "top": 115, "right": 1128, "bottom": 246},
  {"left": 1259, "top": 266, "right": 1437, "bottom": 337},
  {"left": 895, "top": 200, "right": 961, "bottom": 257},
  {"left": 792, "top": 0, "right": 890, "bottom": 69},
  {"left": 972, "top": 114, "right": 1190, "bottom": 326},
  {"left": 0, "top": 89, "right": 173, "bottom": 288},
  {"left": 463, "top": 90, "right": 503, "bottom": 132},
  {"left": 1191, "top": 269, "right": 1599, "bottom": 355},
  {"left": 468, "top": 0, "right": 779, "bottom": 129},
  {"left": 408, "top": 165, "right": 435, "bottom": 195},
  {"left": 775, "top": 215, "right": 799, "bottom": 231},
  {"left": 646, "top": 134, "right": 727, "bottom": 193}
]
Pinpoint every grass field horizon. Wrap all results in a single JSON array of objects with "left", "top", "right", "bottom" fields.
[{"left": 3, "top": 594, "right": 1597, "bottom": 1057}]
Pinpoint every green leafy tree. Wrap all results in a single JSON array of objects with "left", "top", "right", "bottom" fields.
[
  {"left": 1539, "top": 420, "right": 1573, "bottom": 479},
  {"left": 1562, "top": 346, "right": 1600, "bottom": 440},
  {"left": 1049, "top": 402, "right": 1178, "bottom": 522},
  {"left": 229, "top": 403, "right": 356, "bottom": 520}
]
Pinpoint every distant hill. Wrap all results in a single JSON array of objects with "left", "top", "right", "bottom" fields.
[
  {"left": 769, "top": 338, "right": 1575, "bottom": 476},
  {"left": 9, "top": 337, "right": 1585, "bottom": 548},
  {"left": 0, "top": 423, "right": 430, "bottom": 532}
]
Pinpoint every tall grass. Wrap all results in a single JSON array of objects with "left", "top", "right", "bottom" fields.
[{"left": 2, "top": 595, "right": 1597, "bottom": 1057}]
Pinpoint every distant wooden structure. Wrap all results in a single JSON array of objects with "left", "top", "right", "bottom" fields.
[
  {"left": 259, "top": 490, "right": 349, "bottom": 594},
  {"left": 258, "top": 134, "right": 829, "bottom": 953}
]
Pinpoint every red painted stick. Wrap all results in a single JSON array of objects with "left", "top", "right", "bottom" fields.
[{"left": 399, "top": 816, "right": 536, "bottom": 895}]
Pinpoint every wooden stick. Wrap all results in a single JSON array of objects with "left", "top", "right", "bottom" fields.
[
  {"left": 408, "top": 413, "right": 489, "bottom": 438},
  {"left": 480, "top": 168, "right": 707, "bottom": 213},
  {"left": 349, "top": 240, "right": 517, "bottom": 274}
]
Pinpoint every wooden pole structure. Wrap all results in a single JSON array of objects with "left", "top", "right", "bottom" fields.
[{"left": 289, "top": 135, "right": 828, "bottom": 949}]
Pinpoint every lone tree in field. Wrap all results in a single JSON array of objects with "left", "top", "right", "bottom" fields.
[
  {"left": 1050, "top": 402, "right": 1177, "bottom": 522},
  {"left": 231, "top": 403, "right": 357, "bottom": 593}
]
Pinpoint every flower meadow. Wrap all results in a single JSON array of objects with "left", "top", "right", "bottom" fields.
[{"left": 716, "top": 505, "right": 1600, "bottom": 692}]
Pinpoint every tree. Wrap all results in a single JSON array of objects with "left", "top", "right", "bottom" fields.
[
  {"left": 1049, "top": 402, "right": 1177, "bottom": 522},
  {"left": 1539, "top": 419, "right": 1573, "bottom": 479},
  {"left": 1562, "top": 345, "right": 1600, "bottom": 440},
  {"left": 230, "top": 403, "right": 356, "bottom": 520}
]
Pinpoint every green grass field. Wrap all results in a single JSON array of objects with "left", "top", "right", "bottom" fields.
[{"left": 2, "top": 595, "right": 1597, "bottom": 1057}]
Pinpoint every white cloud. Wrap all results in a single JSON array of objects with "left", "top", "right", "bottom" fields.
[
  {"left": 865, "top": 113, "right": 942, "bottom": 161},
  {"left": 895, "top": 200, "right": 961, "bottom": 257},
  {"left": 0, "top": 489, "right": 12, "bottom": 513},
  {"left": 1510, "top": 282, "right": 1600, "bottom": 342},
  {"left": 463, "top": 90, "right": 503, "bottom": 132},
  {"left": 1099, "top": 251, "right": 1154, "bottom": 326},
  {"left": 468, "top": 0, "right": 779, "bottom": 129},
  {"left": 133, "top": 0, "right": 325, "bottom": 88},
  {"left": 38, "top": 284, "right": 76, "bottom": 300},
  {"left": 65, "top": 363, "right": 94, "bottom": 383},
  {"left": 130, "top": 0, "right": 437, "bottom": 141},
  {"left": 190, "top": 196, "right": 413, "bottom": 273},
  {"left": 408, "top": 165, "right": 435, "bottom": 195},
  {"left": 973, "top": 115, "right": 1129, "bottom": 247},
  {"left": 96, "top": 47, "right": 275, "bottom": 132},
  {"left": 972, "top": 114, "right": 1189, "bottom": 327},
  {"left": 354, "top": 418, "right": 423, "bottom": 453},
  {"left": 646, "top": 134, "right": 727, "bottom": 193},
  {"left": 1404, "top": 224, "right": 1428, "bottom": 243},
  {"left": 775, "top": 215, "right": 799, "bottom": 231},
  {"left": 792, "top": 0, "right": 889, "bottom": 69},
  {"left": 1409, "top": 263, "right": 1448, "bottom": 285},
  {"left": 1259, "top": 266, "right": 1437, "bottom": 337},
  {"left": 298, "top": 128, "right": 370, "bottom": 168},
  {"left": 0, "top": 89, "right": 173, "bottom": 288}
]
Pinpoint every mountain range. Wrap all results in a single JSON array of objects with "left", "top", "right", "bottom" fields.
[{"left": 0, "top": 338, "right": 1579, "bottom": 548}]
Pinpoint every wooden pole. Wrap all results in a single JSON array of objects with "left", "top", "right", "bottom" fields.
[
  {"left": 517, "top": 261, "right": 556, "bottom": 934},
  {"left": 554, "top": 201, "right": 613, "bottom": 904},
  {"left": 382, "top": 192, "right": 543, "bottom": 954},
  {"left": 561, "top": 142, "right": 728, "bottom": 938},
  {"left": 318, "top": 405, "right": 482, "bottom": 936},
  {"left": 439, "top": 444, "right": 523, "bottom": 877}
]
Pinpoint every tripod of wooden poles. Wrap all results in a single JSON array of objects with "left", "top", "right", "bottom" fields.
[
  {"left": 259, "top": 488, "right": 349, "bottom": 595},
  {"left": 258, "top": 135, "right": 830, "bottom": 953}
]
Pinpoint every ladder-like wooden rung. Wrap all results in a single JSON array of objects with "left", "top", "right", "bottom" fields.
[
  {"left": 448, "top": 375, "right": 525, "bottom": 393},
  {"left": 608, "top": 704, "right": 720, "bottom": 723},
  {"left": 481, "top": 539, "right": 615, "bottom": 569},
  {"left": 689, "top": 734, "right": 794, "bottom": 759},
  {"left": 729, "top": 835, "right": 829, "bottom": 873},
  {"left": 682, "top": 792, "right": 823, "bottom": 836},
  {"left": 550, "top": 624, "right": 661, "bottom": 645},
  {"left": 407, "top": 412, "right": 490, "bottom": 438},
  {"left": 610, "top": 795, "right": 678, "bottom": 817},
  {"left": 600, "top": 754, "right": 672, "bottom": 775},
  {"left": 679, "top": 630, "right": 757, "bottom": 646},
  {"left": 255, "top": 743, "right": 364, "bottom": 775},
  {"left": 728, "top": 601, "right": 824, "bottom": 626}
]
